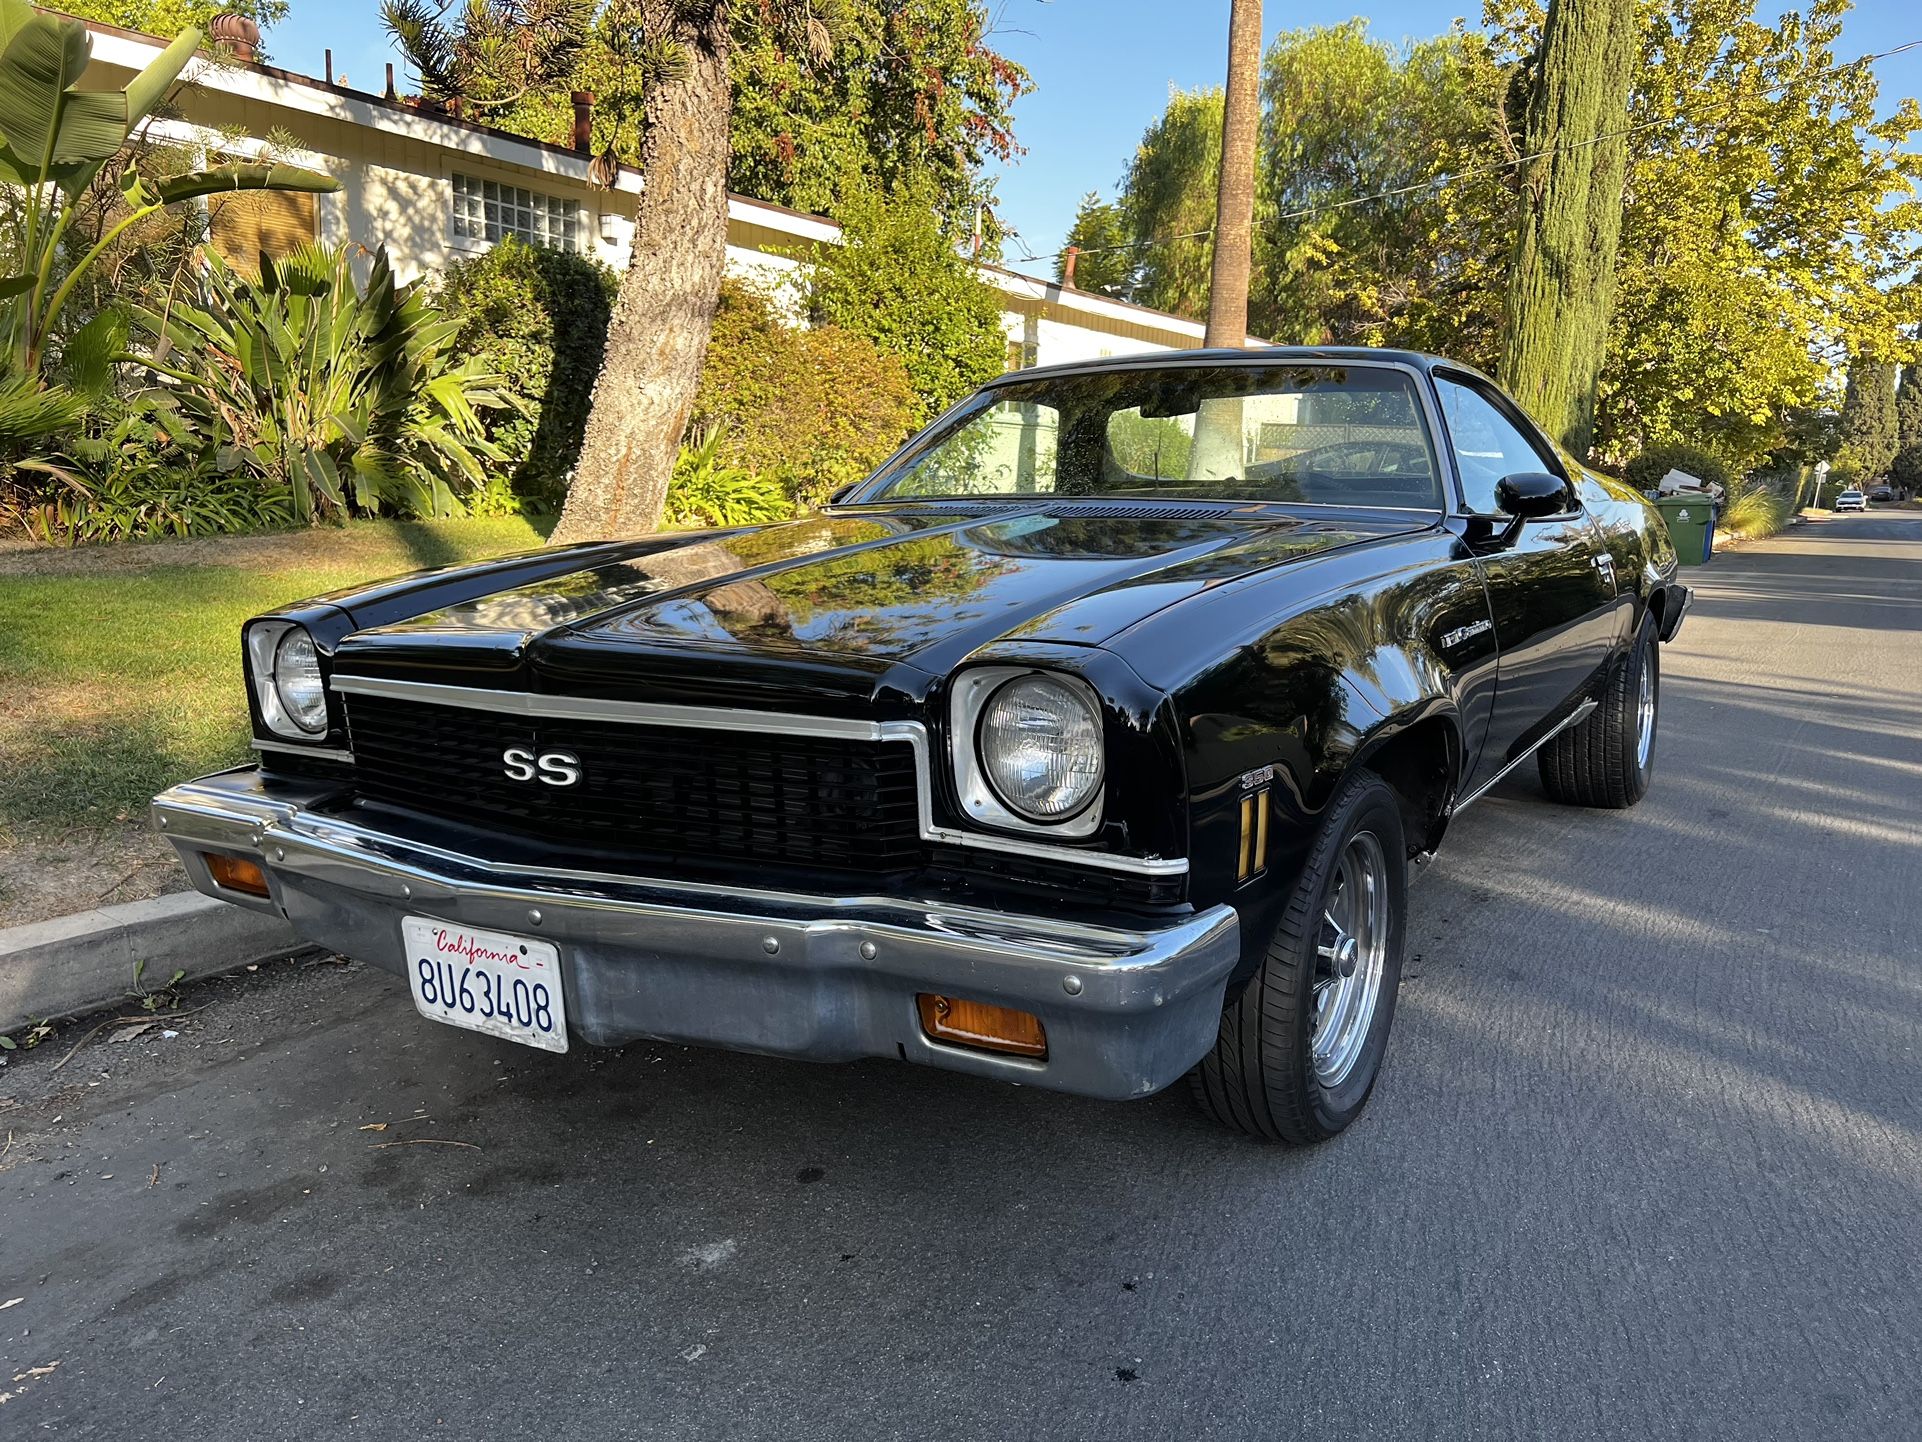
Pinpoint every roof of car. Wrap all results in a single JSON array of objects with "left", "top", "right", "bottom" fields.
[{"left": 988, "top": 345, "right": 1472, "bottom": 389}]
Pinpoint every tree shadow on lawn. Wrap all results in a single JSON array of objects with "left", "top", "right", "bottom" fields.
[{"left": 391, "top": 512, "right": 558, "bottom": 575}]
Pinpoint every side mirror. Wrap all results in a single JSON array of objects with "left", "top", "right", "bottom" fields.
[
  {"left": 826, "top": 482, "right": 860, "bottom": 506},
  {"left": 1495, "top": 471, "right": 1571, "bottom": 520}
]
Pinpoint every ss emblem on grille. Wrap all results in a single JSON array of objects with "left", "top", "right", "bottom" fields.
[{"left": 502, "top": 746, "right": 581, "bottom": 787}]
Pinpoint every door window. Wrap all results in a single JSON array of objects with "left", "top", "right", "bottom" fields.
[{"left": 1434, "top": 378, "right": 1559, "bottom": 515}]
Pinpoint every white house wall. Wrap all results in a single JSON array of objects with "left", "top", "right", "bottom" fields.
[{"left": 82, "top": 22, "right": 1211, "bottom": 367}]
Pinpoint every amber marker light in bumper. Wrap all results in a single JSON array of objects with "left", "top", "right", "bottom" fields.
[
  {"left": 204, "top": 852, "right": 270, "bottom": 898},
  {"left": 917, "top": 994, "right": 1048, "bottom": 1059}
]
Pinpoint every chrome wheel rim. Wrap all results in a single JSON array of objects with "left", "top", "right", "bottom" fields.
[
  {"left": 1312, "top": 830, "right": 1389, "bottom": 1088},
  {"left": 1635, "top": 656, "right": 1656, "bottom": 770}
]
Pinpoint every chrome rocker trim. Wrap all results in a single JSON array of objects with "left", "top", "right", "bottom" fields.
[
  {"left": 152, "top": 770, "right": 1240, "bottom": 1101},
  {"left": 1451, "top": 698, "right": 1599, "bottom": 815},
  {"left": 328, "top": 674, "right": 1188, "bottom": 879}
]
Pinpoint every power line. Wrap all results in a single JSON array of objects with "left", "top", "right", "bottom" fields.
[{"left": 1033, "top": 36, "right": 1922, "bottom": 267}]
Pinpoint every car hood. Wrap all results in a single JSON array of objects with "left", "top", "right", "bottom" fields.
[{"left": 329, "top": 504, "right": 1424, "bottom": 698}]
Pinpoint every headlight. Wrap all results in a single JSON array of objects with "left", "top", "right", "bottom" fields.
[
  {"left": 247, "top": 622, "right": 330, "bottom": 738},
  {"left": 976, "top": 675, "right": 1105, "bottom": 823},
  {"left": 273, "top": 628, "right": 328, "bottom": 734}
]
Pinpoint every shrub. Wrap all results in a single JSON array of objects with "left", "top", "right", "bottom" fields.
[
  {"left": 31, "top": 452, "right": 295, "bottom": 543},
  {"left": 800, "top": 180, "right": 1008, "bottom": 423},
  {"left": 1624, "top": 441, "right": 1734, "bottom": 494},
  {"left": 665, "top": 426, "right": 791, "bottom": 529},
  {"left": 691, "top": 279, "right": 918, "bottom": 506},
  {"left": 433, "top": 239, "right": 618, "bottom": 508},
  {"left": 1720, "top": 472, "right": 1794, "bottom": 539},
  {"left": 132, "top": 243, "right": 515, "bottom": 521}
]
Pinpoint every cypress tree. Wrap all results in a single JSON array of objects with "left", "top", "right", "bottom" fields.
[
  {"left": 1498, "top": 0, "right": 1638, "bottom": 457},
  {"left": 1839, "top": 357, "right": 1899, "bottom": 479},
  {"left": 1893, "top": 363, "right": 1922, "bottom": 482}
]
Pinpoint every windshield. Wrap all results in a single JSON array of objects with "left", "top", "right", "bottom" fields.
[{"left": 857, "top": 363, "right": 1443, "bottom": 509}]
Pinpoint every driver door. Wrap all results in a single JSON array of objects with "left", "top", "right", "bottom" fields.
[{"left": 1433, "top": 373, "right": 1621, "bottom": 795}]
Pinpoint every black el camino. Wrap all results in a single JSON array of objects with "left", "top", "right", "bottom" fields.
[{"left": 154, "top": 349, "right": 1690, "bottom": 1145}]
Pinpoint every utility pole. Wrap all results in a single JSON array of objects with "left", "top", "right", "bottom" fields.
[{"left": 1204, "top": 0, "right": 1262, "bottom": 349}]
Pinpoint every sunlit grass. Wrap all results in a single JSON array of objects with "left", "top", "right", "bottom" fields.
[{"left": 0, "top": 517, "right": 551, "bottom": 832}]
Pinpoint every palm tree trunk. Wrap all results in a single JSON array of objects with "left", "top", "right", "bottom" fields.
[
  {"left": 550, "top": 8, "right": 733, "bottom": 545},
  {"left": 1203, "top": 0, "right": 1262, "bottom": 350},
  {"left": 1498, "top": 0, "right": 1637, "bottom": 457}
]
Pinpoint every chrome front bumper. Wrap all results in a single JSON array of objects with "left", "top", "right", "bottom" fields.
[{"left": 152, "top": 769, "right": 1240, "bottom": 1100}]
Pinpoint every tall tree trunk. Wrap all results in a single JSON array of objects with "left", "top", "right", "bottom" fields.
[
  {"left": 1498, "top": 0, "right": 1637, "bottom": 458},
  {"left": 1203, "top": 0, "right": 1262, "bottom": 350},
  {"left": 550, "top": 5, "right": 733, "bottom": 545}
]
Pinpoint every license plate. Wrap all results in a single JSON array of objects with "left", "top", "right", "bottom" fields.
[{"left": 402, "top": 917, "right": 568, "bottom": 1053}]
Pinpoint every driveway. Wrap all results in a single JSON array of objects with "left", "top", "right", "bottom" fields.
[{"left": 3, "top": 512, "right": 1919, "bottom": 1438}]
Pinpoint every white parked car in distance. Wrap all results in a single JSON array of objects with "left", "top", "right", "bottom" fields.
[{"left": 1833, "top": 488, "right": 1867, "bottom": 512}]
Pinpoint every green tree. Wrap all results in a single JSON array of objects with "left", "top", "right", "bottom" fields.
[
  {"left": 50, "top": 0, "right": 288, "bottom": 45},
  {"left": 1057, "top": 193, "right": 1134, "bottom": 297},
  {"left": 729, "top": 0, "right": 1027, "bottom": 226},
  {"left": 1498, "top": 0, "right": 1638, "bottom": 455},
  {"left": 802, "top": 181, "right": 1007, "bottom": 422},
  {"left": 1118, "top": 87, "right": 1224, "bottom": 320},
  {"left": 1596, "top": 0, "right": 1922, "bottom": 471},
  {"left": 387, "top": 0, "right": 1024, "bottom": 228},
  {"left": 1837, "top": 356, "right": 1898, "bottom": 480},
  {"left": 1893, "top": 362, "right": 1922, "bottom": 493},
  {"left": 1256, "top": 21, "right": 1512, "bottom": 361},
  {"left": 388, "top": 0, "right": 853, "bottom": 542}
]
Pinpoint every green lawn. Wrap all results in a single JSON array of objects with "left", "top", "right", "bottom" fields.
[{"left": 0, "top": 517, "right": 551, "bottom": 833}]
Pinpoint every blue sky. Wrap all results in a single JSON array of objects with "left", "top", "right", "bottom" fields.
[{"left": 265, "top": 0, "right": 1922, "bottom": 276}]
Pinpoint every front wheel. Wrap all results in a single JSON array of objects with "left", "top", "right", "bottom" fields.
[
  {"left": 1189, "top": 770, "right": 1407, "bottom": 1144},
  {"left": 1538, "top": 618, "right": 1658, "bottom": 809}
]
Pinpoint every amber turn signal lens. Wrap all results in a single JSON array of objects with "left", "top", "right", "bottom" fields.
[
  {"left": 917, "top": 993, "right": 1047, "bottom": 1059},
  {"left": 204, "top": 852, "right": 269, "bottom": 898}
]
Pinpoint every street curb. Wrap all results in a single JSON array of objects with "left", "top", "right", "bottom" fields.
[{"left": 1, "top": 890, "right": 304, "bottom": 1033}]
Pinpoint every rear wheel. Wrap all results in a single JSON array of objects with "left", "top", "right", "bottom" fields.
[
  {"left": 1190, "top": 770, "right": 1406, "bottom": 1144},
  {"left": 1538, "top": 617, "right": 1658, "bottom": 809}
]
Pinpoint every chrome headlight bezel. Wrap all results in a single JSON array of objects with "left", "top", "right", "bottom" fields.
[
  {"left": 950, "top": 668, "right": 1106, "bottom": 839},
  {"left": 246, "top": 620, "right": 330, "bottom": 739}
]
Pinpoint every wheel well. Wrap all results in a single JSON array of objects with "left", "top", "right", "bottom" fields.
[
  {"left": 1646, "top": 585, "right": 1668, "bottom": 635},
  {"left": 1358, "top": 715, "right": 1458, "bottom": 856}
]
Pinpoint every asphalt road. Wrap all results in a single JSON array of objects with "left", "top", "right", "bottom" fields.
[{"left": 3, "top": 510, "right": 1920, "bottom": 1438}]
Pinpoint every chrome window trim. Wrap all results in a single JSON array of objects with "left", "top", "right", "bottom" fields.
[
  {"left": 330, "top": 674, "right": 1188, "bottom": 878},
  {"left": 848, "top": 356, "right": 1452, "bottom": 514}
]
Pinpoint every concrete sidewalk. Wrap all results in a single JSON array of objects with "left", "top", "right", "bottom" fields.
[{"left": 1, "top": 889, "right": 301, "bottom": 1032}]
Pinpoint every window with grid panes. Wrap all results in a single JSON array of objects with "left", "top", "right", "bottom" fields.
[{"left": 451, "top": 174, "right": 583, "bottom": 252}]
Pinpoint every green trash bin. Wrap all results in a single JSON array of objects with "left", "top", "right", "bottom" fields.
[{"left": 1650, "top": 492, "right": 1716, "bottom": 565}]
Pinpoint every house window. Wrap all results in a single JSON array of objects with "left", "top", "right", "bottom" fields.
[
  {"left": 452, "top": 173, "right": 583, "bottom": 252},
  {"left": 210, "top": 190, "right": 318, "bottom": 272}
]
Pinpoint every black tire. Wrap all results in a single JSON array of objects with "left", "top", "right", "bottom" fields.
[
  {"left": 1537, "top": 617, "right": 1659, "bottom": 809},
  {"left": 1189, "top": 770, "right": 1407, "bottom": 1144}
]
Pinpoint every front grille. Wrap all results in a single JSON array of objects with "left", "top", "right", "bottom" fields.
[{"left": 344, "top": 693, "right": 924, "bottom": 875}]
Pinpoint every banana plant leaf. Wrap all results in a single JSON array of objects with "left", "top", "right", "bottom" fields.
[{"left": 121, "top": 160, "right": 338, "bottom": 210}]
